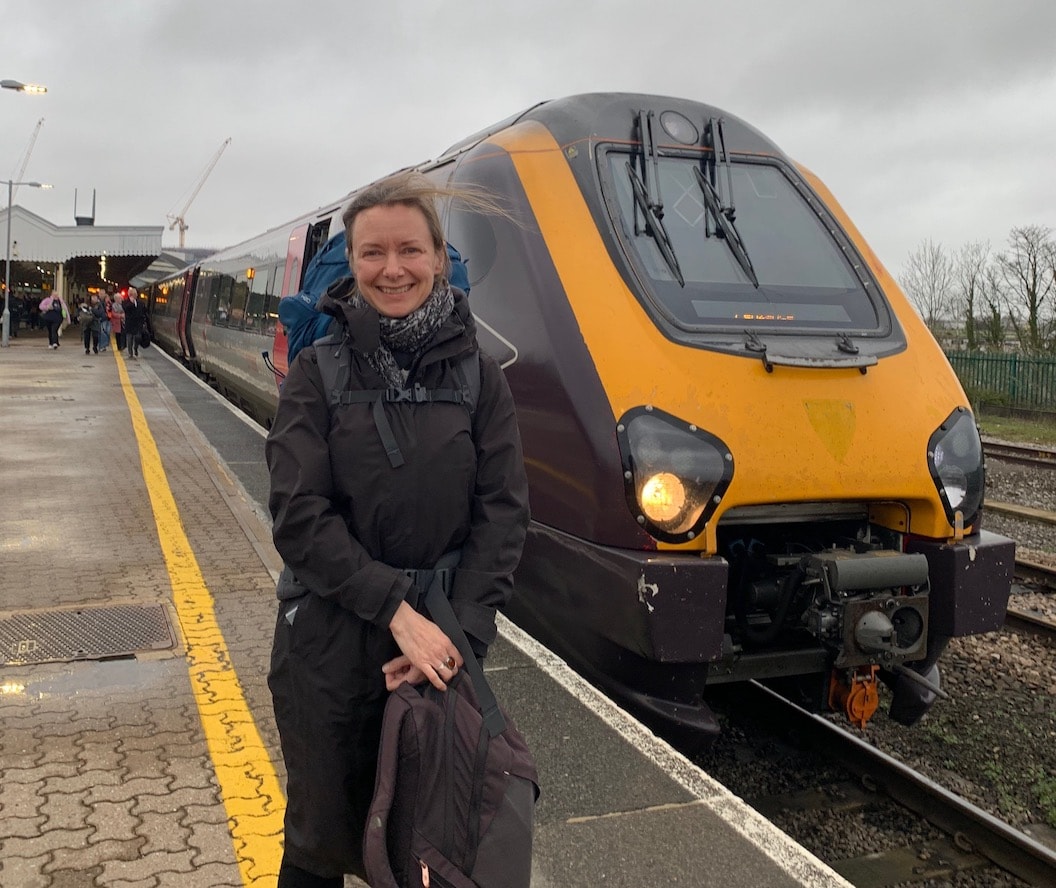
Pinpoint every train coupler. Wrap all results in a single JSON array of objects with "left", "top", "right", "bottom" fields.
[{"left": 828, "top": 665, "right": 880, "bottom": 729}]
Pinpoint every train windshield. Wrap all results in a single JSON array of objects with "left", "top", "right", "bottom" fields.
[{"left": 602, "top": 151, "right": 881, "bottom": 332}]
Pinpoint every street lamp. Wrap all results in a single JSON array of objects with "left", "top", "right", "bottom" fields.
[
  {"left": 2, "top": 180, "right": 52, "bottom": 347},
  {"left": 1, "top": 79, "right": 47, "bottom": 94}
]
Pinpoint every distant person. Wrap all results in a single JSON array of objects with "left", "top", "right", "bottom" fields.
[
  {"left": 109, "top": 293, "right": 125, "bottom": 351},
  {"left": 122, "top": 287, "right": 145, "bottom": 359},
  {"left": 57, "top": 294, "right": 72, "bottom": 341},
  {"left": 8, "top": 296, "right": 22, "bottom": 337},
  {"left": 39, "top": 294, "right": 64, "bottom": 349},
  {"left": 77, "top": 299, "right": 99, "bottom": 354},
  {"left": 98, "top": 293, "right": 113, "bottom": 352}
]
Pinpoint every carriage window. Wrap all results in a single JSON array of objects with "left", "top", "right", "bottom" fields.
[{"left": 602, "top": 152, "right": 881, "bottom": 332}]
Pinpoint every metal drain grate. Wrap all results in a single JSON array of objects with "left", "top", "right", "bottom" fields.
[{"left": 0, "top": 603, "right": 175, "bottom": 666}]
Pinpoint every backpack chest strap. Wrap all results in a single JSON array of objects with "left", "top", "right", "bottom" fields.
[
  {"left": 332, "top": 383, "right": 466, "bottom": 407},
  {"left": 331, "top": 385, "right": 468, "bottom": 469}
]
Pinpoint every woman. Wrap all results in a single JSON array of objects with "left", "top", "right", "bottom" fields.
[
  {"left": 266, "top": 171, "right": 529, "bottom": 887},
  {"left": 39, "top": 294, "right": 64, "bottom": 349},
  {"left": 109, "top": 294, "right": 125, "bottom": 352}
]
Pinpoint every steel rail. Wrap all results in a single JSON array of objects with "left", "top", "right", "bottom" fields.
[
  {"left": 986, "top": 500, "right": 1056, "bottom": 526},
  {"left": 1014, "top": 556, "right": 1056, "bottom": 591},
  {"left": 982, "top": 438, "right": 1056, "bottom": 469},
  {"left": 1004, "top": 606, "right": 1056, "bottom": 640}
]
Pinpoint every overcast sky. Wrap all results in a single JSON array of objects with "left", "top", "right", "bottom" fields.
[{"left": 3, "top": 0, "right": 1054, "bottom": 276}]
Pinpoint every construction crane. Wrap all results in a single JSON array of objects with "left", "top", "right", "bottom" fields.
[
  {"left": 10, "top": 118, "right": 44, "bottom": 199},
  {"left": 166, "top": 137, "right": 231, "bottom": 247}
]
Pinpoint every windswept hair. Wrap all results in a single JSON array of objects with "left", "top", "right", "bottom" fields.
[{"left": 342, "top": 171, "right": 508, "bottom": 277}]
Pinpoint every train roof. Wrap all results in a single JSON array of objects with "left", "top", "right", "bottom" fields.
[{"left": 439, "top": 93, "right": 787, "bottom": 162}]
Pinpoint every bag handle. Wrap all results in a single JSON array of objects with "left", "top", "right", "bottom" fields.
[{"left": 419, "top": 567, "right": 507, "bottom": 739}]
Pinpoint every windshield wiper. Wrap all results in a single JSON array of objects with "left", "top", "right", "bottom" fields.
[
  {"left": 695, "top": 118, "right": 759, "bottom": 289},
  {"left": 626, "top": 110, "right": 684, "bottom": 286}
]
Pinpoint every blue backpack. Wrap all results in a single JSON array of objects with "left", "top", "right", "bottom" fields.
[{"left": 279, "top": 232, "right": 471, "bottom": 371}]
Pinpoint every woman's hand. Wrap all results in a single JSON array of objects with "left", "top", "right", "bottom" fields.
[{"left": 384, "top": 601, "right": 462, "bottom": 691}]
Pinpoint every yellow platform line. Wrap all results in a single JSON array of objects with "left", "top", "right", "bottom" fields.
[{"left": 116, "top": 352, "right": 283, "bottom": 887}]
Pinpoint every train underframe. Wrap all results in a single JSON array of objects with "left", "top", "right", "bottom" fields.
[{"left": 508, "top": 514, "right": 1015, "bottom": 738}]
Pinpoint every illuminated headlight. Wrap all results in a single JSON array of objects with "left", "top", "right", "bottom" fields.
[
  {"left": 927, "top": 407, "right": 984, "bottom": 525},
  {"left": 617, "top": 407, "right": 734, "bottom": 542}
]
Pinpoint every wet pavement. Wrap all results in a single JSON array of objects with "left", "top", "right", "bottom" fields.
[{"left": 0, "top": 327, "right": 850, "bottom": 887}]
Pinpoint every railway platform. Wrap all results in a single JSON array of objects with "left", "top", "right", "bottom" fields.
[{"left": 0, "top": 328, "right": 851, "bottom": 888}]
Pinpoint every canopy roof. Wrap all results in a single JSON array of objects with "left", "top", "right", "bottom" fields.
[
  {"left": 0, "top": 205, "right": 163, "bottom": 262},
  {"left": 0, "top": 204, "right": 164, "bottom": 288}
]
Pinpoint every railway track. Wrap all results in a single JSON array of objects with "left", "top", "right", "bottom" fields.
[
  {"left": 1007, "top": 556, "right": 1056, "bottom": 642},
  {"left": 983, "top": 438, "right": 1056, "bottom": 469},
  {"left": 1014, "top": 555, "right": 1056, "bottom": 591},
  {"left": 725, "top": 682, "right": 1056, "bottom": 887}
]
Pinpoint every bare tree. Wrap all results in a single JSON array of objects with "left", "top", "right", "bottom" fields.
[
  {"left": 953, "top": 241, "right": 991, "bottom": 351},
  {"left": 899, "top": 239, "right": 955, "bottom": 334},
  {"left": 996, "top": 224, "right": 1055, "bottom": 353},
  {"left": 980, "top": 263, "right": 1007, "bottom": 349}
]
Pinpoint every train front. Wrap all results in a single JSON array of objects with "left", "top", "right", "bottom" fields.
[{"left": 444, "top": 93, "right": 1015, "bottom": 737}]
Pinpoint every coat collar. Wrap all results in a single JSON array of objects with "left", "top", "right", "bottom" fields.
[{"left": 318, "top": 280, "right": 477, "bottom": 363}]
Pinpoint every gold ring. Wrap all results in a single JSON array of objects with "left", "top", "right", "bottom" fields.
[{"left": 443, "top": 656, "right": 456, "bottom": 670}]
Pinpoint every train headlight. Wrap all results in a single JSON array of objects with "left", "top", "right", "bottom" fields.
[
  {"left": 640, "top": 472, "right": 687, "bottom": 523},
  {"left": 617, "top": 407, "right": 734, "bottom": 543},
  {"left": 927, "top": 408, "right": 984, "bottom": 527}
]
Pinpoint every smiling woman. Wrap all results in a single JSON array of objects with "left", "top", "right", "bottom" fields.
[{"left": 264, "top": 171, "right": 530, "bottom": 886}]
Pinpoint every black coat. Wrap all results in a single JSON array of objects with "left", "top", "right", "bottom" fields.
[
  {"left": 122, "top": 297, "right": 145, "bottom": 333},
  {"left": 266, "top": 290, "right": 530, "bottom": 653}
]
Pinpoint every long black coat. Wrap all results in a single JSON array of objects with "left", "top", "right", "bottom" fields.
[
  {"left": 122, "top": 297, "right": 145, "bottom": 334},
  {"left": 265, "top": 290, "right": 530, "bottom": 654}
]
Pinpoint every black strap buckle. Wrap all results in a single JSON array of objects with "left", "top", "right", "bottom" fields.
[{"left": 385, "top": 384, "right": 431, "bottom": 403}]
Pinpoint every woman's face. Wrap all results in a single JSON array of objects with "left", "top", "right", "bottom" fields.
[{"left": 349, "top": 203, "right": 444, "bottom": 318}]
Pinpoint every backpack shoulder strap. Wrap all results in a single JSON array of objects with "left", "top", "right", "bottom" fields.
[
  {"left": 454, "top": 349, "right": 482, "bottom": 419},
  {"left": 313, "top": 331, "right": 349, "bottom": 408}
]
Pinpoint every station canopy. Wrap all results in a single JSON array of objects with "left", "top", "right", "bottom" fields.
[{"left": 0, "top": 204, "right": 163, "bottom": 288}]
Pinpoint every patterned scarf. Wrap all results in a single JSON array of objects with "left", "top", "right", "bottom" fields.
[{"left": 352, "top": 281, "right": 454, "bottom": 387}]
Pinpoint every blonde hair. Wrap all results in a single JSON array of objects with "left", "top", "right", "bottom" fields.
[{"left": 342, "top": 171, "right": 507, "bottom": 277}]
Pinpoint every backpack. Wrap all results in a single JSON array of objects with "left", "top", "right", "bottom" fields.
[
  {"left": 363, "top": 563, "right": 539, "bottom": 888},
  {"left": 279, "top": 232, "right": 472, "bottom": 371}
]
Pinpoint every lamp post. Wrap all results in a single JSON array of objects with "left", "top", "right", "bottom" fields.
[
  {"left": 2, "top": 180, "right": 51, "bottom": 347},
  {"left": 1, "top": 79, "right": 47, "bottom": 94},
  {"left": 2, "top": 77, "right": 48, "bottom": 346}
]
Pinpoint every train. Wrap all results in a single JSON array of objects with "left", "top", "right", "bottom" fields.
[{"left": 145, "top": 93, "right": 1015, "bottom": 738}]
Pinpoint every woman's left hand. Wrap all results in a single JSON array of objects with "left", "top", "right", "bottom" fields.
[{"left": 381, "top": 655, "right": 427, "bottom": 691}]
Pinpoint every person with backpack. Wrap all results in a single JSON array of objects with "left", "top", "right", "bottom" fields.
[
  {"left": 265, "top": 171, "right": 530, "bottom": 888},
  {"left": 39, "top": 294, "right": 65, "bottom": 349},
  {"left": 81, "top": 294, "right": 108, "bottom": 354}
]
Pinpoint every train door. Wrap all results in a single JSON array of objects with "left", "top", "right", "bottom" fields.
[
  {"left": 178, "top": 267, "right": 198, "bottom": 360},
  {"left": 280, "top": 224, "right": 309, "bottom": 299},
  {"left": 270, "top": 219, "right": 333, "bottom": 382}
]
